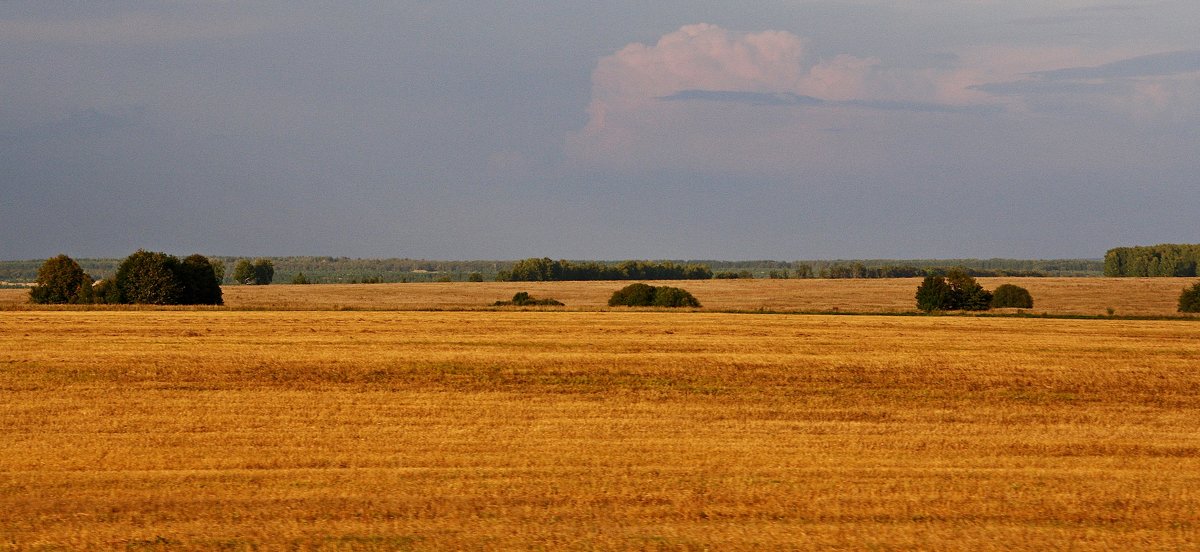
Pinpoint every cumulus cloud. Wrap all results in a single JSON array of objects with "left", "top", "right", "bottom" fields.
[{"left": 566, "top": 24, "right": 994, "bottom": 174}]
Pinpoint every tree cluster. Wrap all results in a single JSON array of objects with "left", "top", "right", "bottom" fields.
[
  {"left": 608, "top": 283, "right": 701, "bottom": 308},
  {"left": 498, "top": 258, "right": 712, "bottom": 282},
  {"left": 915, "top": 270, "right": 995, "bottom": 312},
  {"left": 232, "top": 259, "right": 275, "bottom": 285},
  {"left": 1104, "top": 244, "right": 1200, "bottom": 277},
  {"left": 29, "top": 251, "right": 222, "bottom": 305}
]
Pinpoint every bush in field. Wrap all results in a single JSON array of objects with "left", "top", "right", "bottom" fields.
[
  {"left": 608, "top": 283, "right": 700, "bottom": 308},
  {"left": 991, "top": 284, "right": 1033, "bottom": 309},
  {"left": 915, "top": 269, "right": 992, "bottom": 312},
  {"left": 29, "top": 254, "right": 90, "bottom": 304},
  {"left": 493, "top": 292, "right": 564, "bottom": 306},
  {"left": 1179, "top": 282, "right": 1200, "bottom": 313}
]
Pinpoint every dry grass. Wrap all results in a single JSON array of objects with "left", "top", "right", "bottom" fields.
[
  {"left": 4, "top": 277, "right": 1196, "bottom": 316},
  {"left": 2, "top": 310, "right": 1199, "bottom": 549}
]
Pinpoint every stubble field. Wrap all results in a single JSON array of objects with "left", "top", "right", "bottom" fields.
[
  {"left": 2, "top": 293, "right": 1199, "bottom": 549},
  {"left": 3, "top": 276, "right": 1194, "bottom": 316}
]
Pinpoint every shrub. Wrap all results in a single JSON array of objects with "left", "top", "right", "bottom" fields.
[
  {"left": 991, "top": 284, "right": 1033, "bottom": 309},
  {"left": 652, "top": 286, "right": 701, "bottom": 308},
  {"left": 1179, "top": 282, "right": 1200, "bottom": 313},
  {"left": 493, "top": 292, "right": 563, "bottom": 306},
  {"left": 608, "top": 283, "right": 700, "bottom": 308},
  {"left": 608, "top": 283, "right": 657, "bottom": 307},
  {"left": 29, "top": 254, "right": 88, "bottom": 304},
  {"left": 468, "top": 272, "right": 484, "bottom": 282},
  {"left": 291, "top": 272, "right": 311, "bottom": 284}
]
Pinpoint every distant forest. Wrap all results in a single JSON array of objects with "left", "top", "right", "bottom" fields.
[
  {"left": 1, "top": 256, "right": 1105, "bottom": 285},
  {"left": 1105, "top": 244, "right": 1200, "bottom": 277}
]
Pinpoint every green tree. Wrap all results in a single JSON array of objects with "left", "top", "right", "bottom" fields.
[
  {"left": 209, "top": 258, "right": 227, "bottom": 283},
  {"left": 179, "top": 254, "right": 224, "bottom": 305},
  {"left": 114, "top": 250, "right": 184, "bottom": 305},
  {"left": 1179, "top": 282, "right": 1200, "bottom": 313},
  {"left": 29, "top": 254, "right": 88, "bottom": 304},
  {"left": 915, "top": 275, "right": 953, "bottom": 312},
  {"left": 232, "top": 260, "right": 255, "bottom": 284},
  {"left": 467, "top": 272, "right": 484, "bottom": 282},
  {"left": 291, "top": 272, "right": 311, "bottom": 284},
  {"left": 946, "top": 269, "right": 992, "bottom": 310},
  {"left": 252, "top": 259, "right": 275, "bottom": 285},
  {"left": 991, "top": 284, "right": 1033, "bottom": 309}
]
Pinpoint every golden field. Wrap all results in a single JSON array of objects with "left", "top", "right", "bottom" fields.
[
  {"left": 3, "top": 276, "right": 1198, "bottom": 315},
  {"left": 2, "top": 308, "right": 1199, "bottom": 550}
]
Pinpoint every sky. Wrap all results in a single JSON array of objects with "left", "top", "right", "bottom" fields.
[{"left": 2, "top": 1, "right": 1199, "bottom": 261}]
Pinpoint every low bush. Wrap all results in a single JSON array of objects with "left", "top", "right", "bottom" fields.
[
  {"left": 493, "top": 292, "right": 564, "bottom": 307},
  {"left": 1179, "top": 282, "right": 1200, "bottom": 313},
  {"left": 991, "top": 284, "right": 1033, "bottom": 308},
  {"left": 608, "top": 283, "right": 700, "bottom": 308}
]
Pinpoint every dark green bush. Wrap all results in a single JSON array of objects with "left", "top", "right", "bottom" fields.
[
  {"left": 651, "top": 286, "right": 701, "bottom": 308},
  {"left": 1179, "top": 282, "right": 1200, "bottom": 313},
  {"left": 991, "top": 284, "right": 1033, "bottom": 309},
  {"left": 608, "top": 283, "right": 700, "bottom": 308},
  {"left": 608, "top": 283, "right": 657, "bottom": 306},
  {"left": 493, "top": 291, "right": 563, "bottom": 306}
]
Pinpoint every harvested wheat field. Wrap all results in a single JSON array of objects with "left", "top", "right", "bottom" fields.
[
  {"left": 5, "top": 276, "right": 1193, "bottom": 316},
  {"left": 2, "top": 309, "right": 1199, "bottom": 549}
]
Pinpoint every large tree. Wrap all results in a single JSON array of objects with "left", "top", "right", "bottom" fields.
[
  {"left": 114, "top": 250, "right": 185, "bottom": 305},
  {"left": 29, "top": 254, "right": 89, "bottom": 304},
  {"left": 179, "top": 255, "right": 224, "bottom": 305}
]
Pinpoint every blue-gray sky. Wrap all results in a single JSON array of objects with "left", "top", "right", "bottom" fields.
[{"left": 3, "top": 1, "right": 1198, "bottom": 260}]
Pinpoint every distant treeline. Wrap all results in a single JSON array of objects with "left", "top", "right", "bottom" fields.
[
  {"left": 497, "top": 258, "right": 713, "bottom": 281},
  {"left": 1104, "top": 244, "right": 1200, "bottom": 277},
  {"left": 0, "top": 256, "right": 1105, "bottom": 283}
]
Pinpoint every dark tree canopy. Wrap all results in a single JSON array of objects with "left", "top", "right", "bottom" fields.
[
  {"left": 112, "top": 250, "right": 222, "bottom": 305},
  {"left": 991, "top": 284, "right": 1033, "bottom": 309},
  {"left": 29, "top": 254, "right": 89, "bottom": 304},
  {"left": 179, "top": 255, "right": 224, "bottom": 305},
  {"left": 115, "top": 250, "right": 185, "bottom": 305},
  {"left": 608, "top": 283, "right": 700, "bottom": 308},
  {"left": 1179, "top": 282, "right": 1200, "bottom": 313},
  {"left": 915, "top": 269, "right": 992, "bottom": 312},
  {"left": 253, "top": 259, "right": 275, "bottom": 285}
]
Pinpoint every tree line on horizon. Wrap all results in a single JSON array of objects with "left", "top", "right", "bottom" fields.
[
  {"left": 2, "top": 255, "right": 1111, "bottom": 286},
  {"left": 1104, "top": 244, "right": 1200, "bottom": 277}
]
